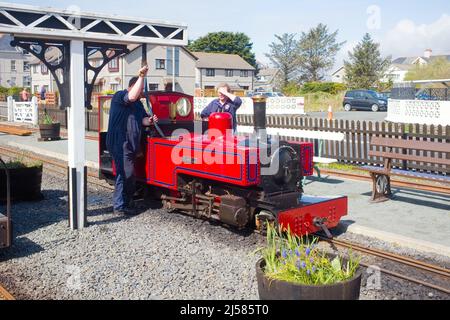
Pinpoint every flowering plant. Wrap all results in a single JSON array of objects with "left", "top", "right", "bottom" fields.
[
  {"left": 261, "top": 223, "right": 360, "bottom": 286},
  {"left": 41, "top": 113, "right": 56, "bottom": 125}
]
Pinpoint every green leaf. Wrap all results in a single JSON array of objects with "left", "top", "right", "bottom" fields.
[{"left": 331, "top": 257, "right": 341, "bottom": 272}]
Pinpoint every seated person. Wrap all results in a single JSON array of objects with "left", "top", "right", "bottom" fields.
[{"left": 200, "top": 83, "right": 242, "bottom": 132}]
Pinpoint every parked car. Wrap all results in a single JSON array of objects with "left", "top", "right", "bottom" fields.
[
  {"left": 249, "top": 92, "right": 285, "bottom": 98},
  {"left": 343, "top": 90, "right": 388, "bottom": 112}
]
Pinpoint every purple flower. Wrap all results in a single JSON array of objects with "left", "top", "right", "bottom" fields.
[
  {"left": 301, "top": 262, "right": 307, "bottom": 269},
  {"left": 307, "top": 270, "right": 311, "bottom": 275},
  {"left": 296, "top": 260, "right": 302, "bottom": 270},
  {"left": 282, "top": 250, "right": 288, "bottom": 259},
  {"left": 305, "top": 248, "right": 311, "bottom": 256},
  {"left": 295, "top": 248, "right": 301, "bottom": 257},
  {"left": 312, "top": 266, "right": 317, "bottom": 273},
  {"left": 310, "top": 258, "right": 314, "bottom": 263}
]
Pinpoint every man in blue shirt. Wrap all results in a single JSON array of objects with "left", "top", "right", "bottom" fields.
[
  {"left": 106, "top": 66, "right": 158, "bottom": 216},
  {"left": 200, "top": 83, "right": 242, "bottom": 132}
]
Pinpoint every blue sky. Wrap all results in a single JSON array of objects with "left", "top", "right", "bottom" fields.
[{"left": 11, "top": 0, "right": 450, "bottom": 71}]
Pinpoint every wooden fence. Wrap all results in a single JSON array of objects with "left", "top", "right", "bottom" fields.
[
  {"left": 36, "top": 110, "right": 450, "bottom": 175},
  {"left": 236, "top": 115, "right": 450, "bottom": 175}
]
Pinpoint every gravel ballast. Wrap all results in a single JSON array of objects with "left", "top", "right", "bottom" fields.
[{"left": 0, "top": 169, "right": 449, "bottom": 300}]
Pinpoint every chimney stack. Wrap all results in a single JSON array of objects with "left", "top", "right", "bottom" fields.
[{"left": 424, "top": 49, "right": 432, "bottom": 59}]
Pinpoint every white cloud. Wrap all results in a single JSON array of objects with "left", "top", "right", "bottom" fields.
[{"left": 382, "top": 14, "right": 450, "bottom": 58}]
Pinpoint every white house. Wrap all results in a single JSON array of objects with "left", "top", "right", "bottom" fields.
[
  {"left": 192, "top": 52, "right": 255, "bottom": 91},
  {"left": 254, "top": 68, "right": 282, "bottom": 92},
  {"left": 0, "top": 35, "right": 31, "bottom": 88},
  {"left": 29, "top": 45, "right": 198, "bottom": 99},
  {"left": 331, "top": 66, "right": 345, "bottom": 83}
]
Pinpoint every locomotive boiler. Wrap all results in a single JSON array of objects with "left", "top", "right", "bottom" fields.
[{"left": 98, "top": 93, "right": 347, "bottom": 236}]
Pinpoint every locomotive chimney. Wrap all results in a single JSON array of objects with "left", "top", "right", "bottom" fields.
[{"left": 252, "top": 95, "right": 267, "bottom": 135}]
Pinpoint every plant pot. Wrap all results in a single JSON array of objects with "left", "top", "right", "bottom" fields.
[
  {"left": 256, "top": 258, "right": 362, "bottom": 300},
  {"left": 0, "top": 165, "right": 43, "bottom": 202},
  {"left": 39, "top": 123, "right": 61, "bottom": 140}
]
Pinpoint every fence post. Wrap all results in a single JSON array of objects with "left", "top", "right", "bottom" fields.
[
  {"left": 31, "top": 96, "right": 38, "bottom": 126},
  {"left": 7, "top": 96, "right": 13, "bottom": 122}
]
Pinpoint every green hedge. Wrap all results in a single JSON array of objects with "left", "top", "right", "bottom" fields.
[
  {"left": 282, "top": 81, "right": 347, "bottom": 96},
  {"left": 300, "top": 82, "right": 347, "bottom": 95}
]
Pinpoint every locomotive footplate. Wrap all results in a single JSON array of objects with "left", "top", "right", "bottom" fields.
[{"left": 265, "top": 193, "right": 348, "bottom": 237}]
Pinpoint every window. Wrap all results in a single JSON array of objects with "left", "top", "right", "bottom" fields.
[
  {"left": 108, "top": 58, "right": 119, "bottom": 72},
  {"left": 34, "top": 85, "right": 39, "bottom": 94},
  {"left": 225, "top": 69, "right": 233, "bottom": 77},
  {"left": 148, "top": 83, "right": 159, "bottom": 91},
  {"left": 240, "top": 70, "right": 248, "bottom": 77},
  {"left": 93, "top": 84, "right": 102, "bottom": 93},
  {"left": 11, "top": 60, "right": 16, "bottom": 72},
  {"left": 242, "top": 86, "right": 249, "bottom": 90},
  {"left": 33, "top": 65, "right": 39, "bottom": 74},
  {"left": 23, "top": 62, "right": 30, "bottom": 72},
  {"left": 110, "top": 83, "right": 120, "bottom": 92},
  {"left": 155, "top": 59, "right": 166, "bottom": 70},
  {"left": 206, "top": 69, "right": 215, "bottom": 77},
  {"left": 23, "top": 76, "right": 31, "bottom": 87},
  {"left": 10, "top": 77, "right": 16, "bottom": 86},
  {"left": 41, "top": 64, "right": 48, "bottom": 75}
]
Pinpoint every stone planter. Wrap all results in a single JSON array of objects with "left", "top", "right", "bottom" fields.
[
  {"left": 39, "top": 123, "right": 61, "bottom": 141},
  {"left": 0, "top": 165, "right": 43, "bottom": 202},
  {"left": 256, "top": 258, "right": 362, "bottom": 300}
]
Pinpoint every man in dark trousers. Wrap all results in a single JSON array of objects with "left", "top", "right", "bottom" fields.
[
  {"left": 106, "top": 66, "right": 158, "bottom": 215},
  {"left": 200, "top": 83, "right": 242, "bottom": 132}
]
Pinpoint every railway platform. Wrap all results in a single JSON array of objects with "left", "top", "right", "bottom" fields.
[{"left": 0, "top": 130, "right": 448, "bottom": 257}]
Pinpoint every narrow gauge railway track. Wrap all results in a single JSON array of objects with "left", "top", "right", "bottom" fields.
[
  {"left": 317, "top": 235, "right": 450, "bottom": 295},
  {"left": 0, "top": 145, "right": 449, "bottom": 296}
]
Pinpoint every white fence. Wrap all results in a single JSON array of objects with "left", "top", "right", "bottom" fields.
[
  {"left": 386, "top": 99, "right": 450, "bottom": 126},
  {"left": 7, "top": 96, "right": 39, "bottom": 125},
  {"left": 194, "top": 97, "right": 306, "bottom": 115}
]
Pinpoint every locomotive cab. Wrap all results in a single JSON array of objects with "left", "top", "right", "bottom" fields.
[{"left": 98, "top": 91, "right": 207, "bottom": 183}]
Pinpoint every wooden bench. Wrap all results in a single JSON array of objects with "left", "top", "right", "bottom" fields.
[{"left": 361, "top": 136, "right": 450, "bottom": 202}]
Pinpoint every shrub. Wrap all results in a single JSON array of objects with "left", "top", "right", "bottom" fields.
[
  {"left": 261, "top": 223, "right": 360, "bottom": 285},
  {"left": 282, "top": 81, "right": 302, "bottom": 97},
  {"left": 301, "top": 82, "right": 347, "bottom": 95},
  {"left": 7, "top": 86, "right": 23, "bottom": 97}
]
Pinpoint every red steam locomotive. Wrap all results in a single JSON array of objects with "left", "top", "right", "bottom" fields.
[{"left": 98, "top": 92, "right": 347, "bottom": 236}]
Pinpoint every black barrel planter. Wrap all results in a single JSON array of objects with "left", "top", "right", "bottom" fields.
[
  {"left": 39, "top": 123, "right": 61, "bottom": 141},
  {"left": 256, "top": 258, "right": 362, "bottom": 300},
  {"left": 0, "top": 165, "right": 43, "bottom": 202}
]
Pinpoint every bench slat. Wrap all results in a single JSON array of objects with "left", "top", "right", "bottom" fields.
[
  {"left": 370, "top": 136, "right": 450, "bottom": 153},
  {"left": 368, "top": 150, "right": 450, "bottom": 166}
]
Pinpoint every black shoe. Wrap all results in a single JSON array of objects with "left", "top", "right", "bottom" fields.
[{"left": 114, "top": 207, "right": 139, "bottom": 216}]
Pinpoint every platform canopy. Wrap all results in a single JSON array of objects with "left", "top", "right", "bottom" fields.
[
  {"left": 0, "top": 2, "right": 188, "bottom": 46},
  {"left": 0, "top": 1, "right": 189, "bottom": 231}
]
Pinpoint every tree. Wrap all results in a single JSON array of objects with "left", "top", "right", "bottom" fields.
[
  {"left": 344, "top": 33, "right": 391, "bottom": 89},
  {"left": 265, "top": 33, "right": 301, "bottom": 88},
  {"left": 405, "top": 57, "right": 450, "bottom": 81},
  {"left": 188, "top": 32, "right": 257, "bottom": 69},
  {"left": 297, "top": 23, "right": 345, "bottom": 82}
]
